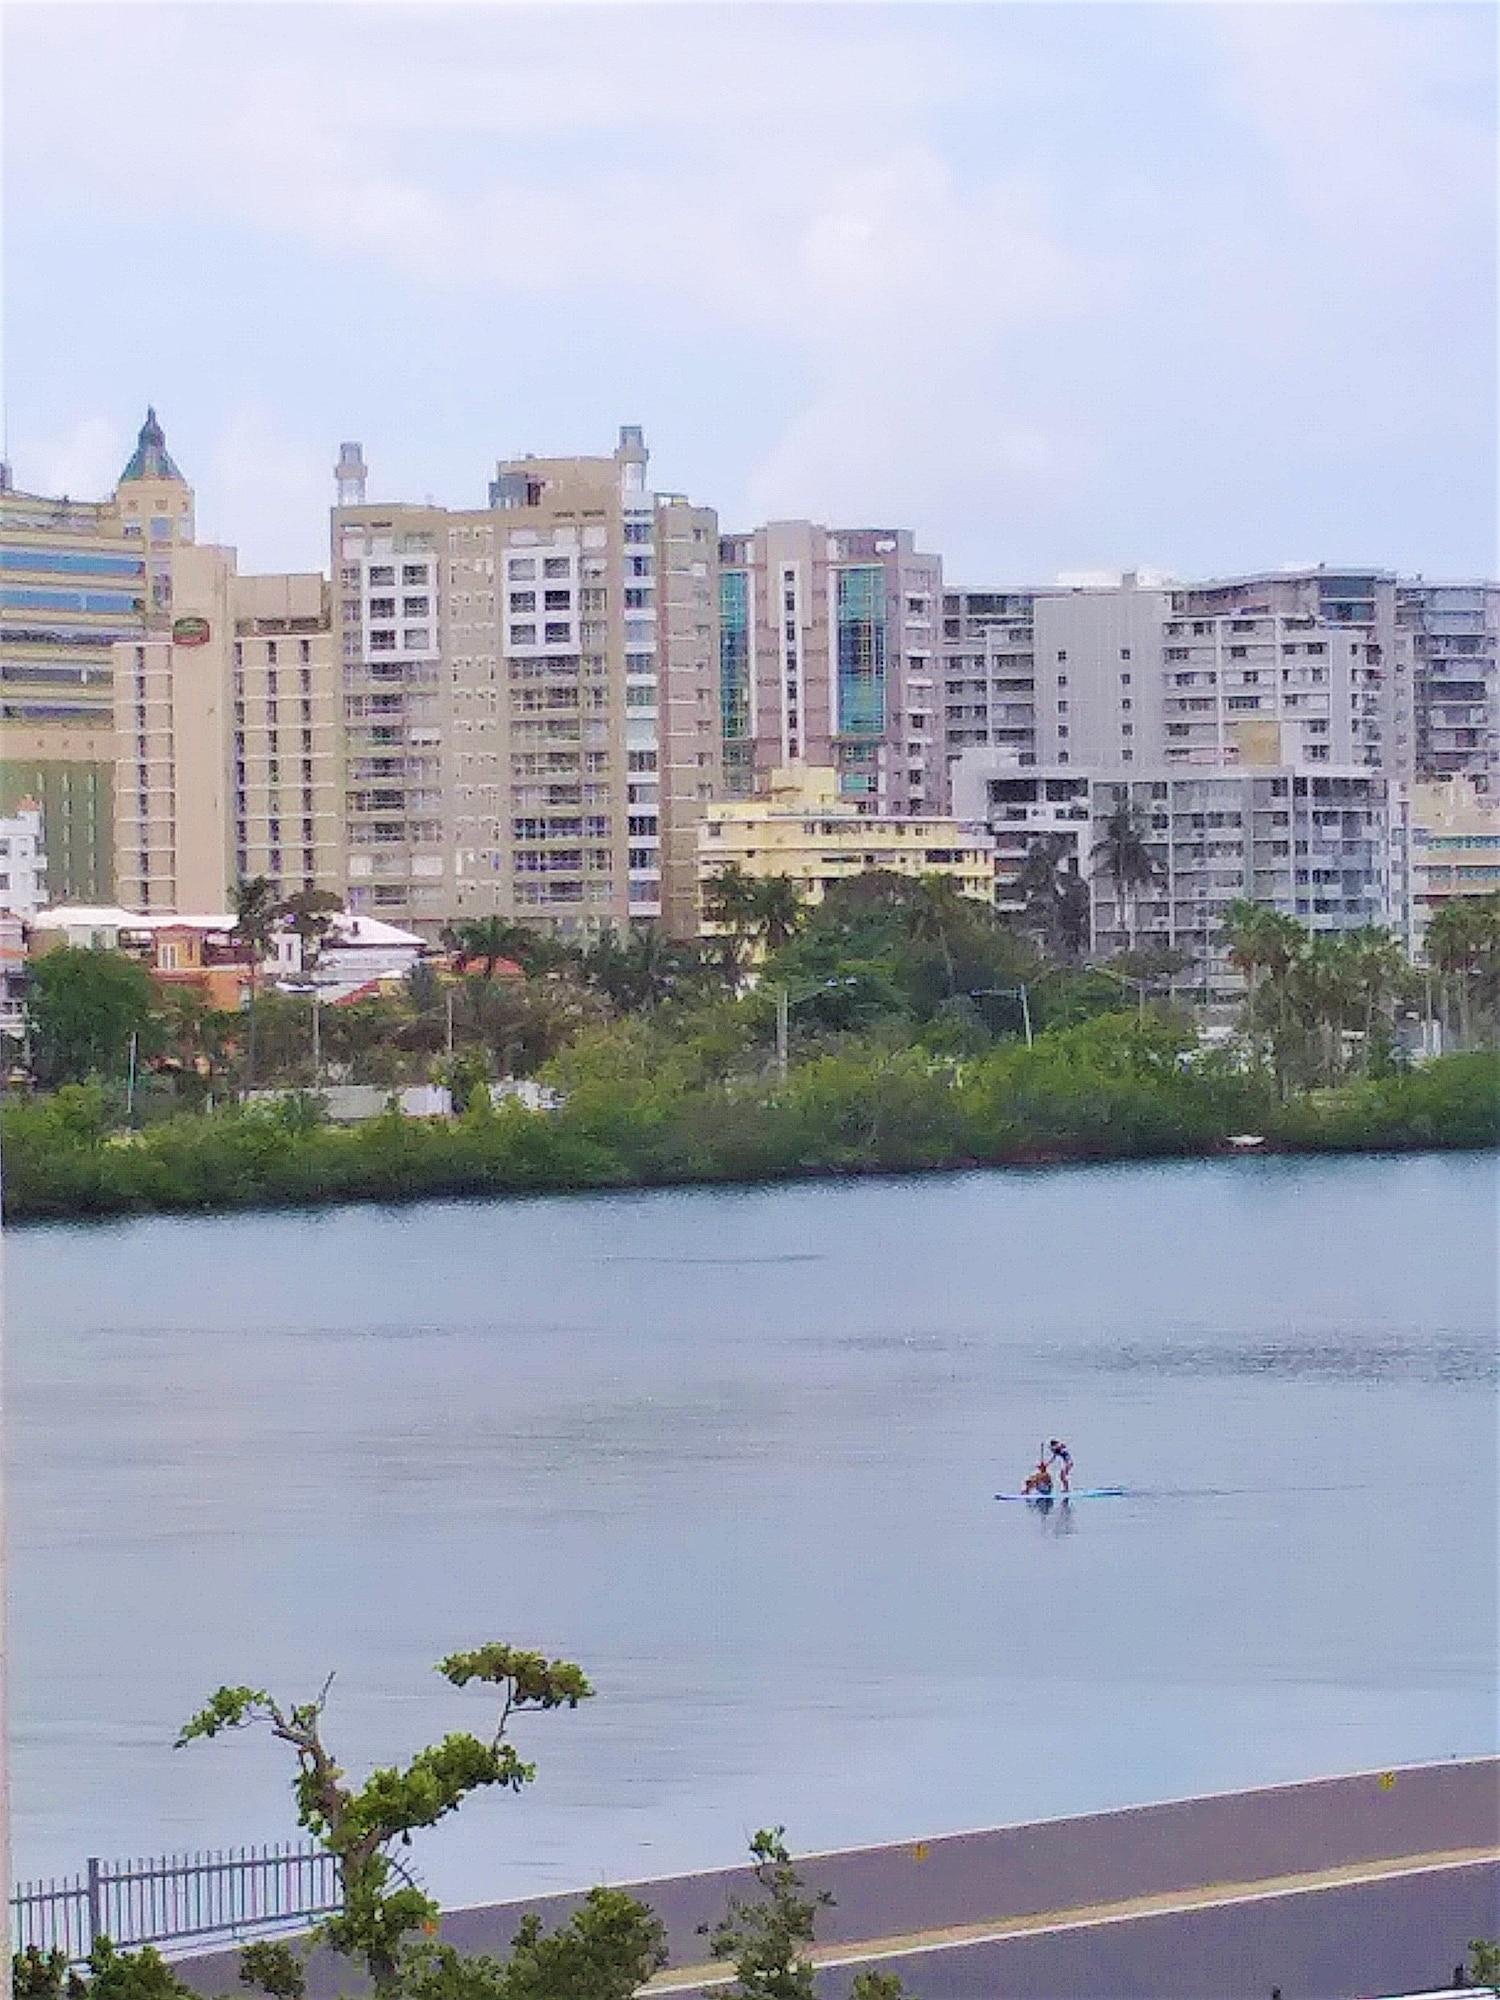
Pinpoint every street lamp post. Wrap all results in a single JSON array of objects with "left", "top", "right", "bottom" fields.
[
  {"left": 772, "top": 977, "right": 859, "bottom": 1084},
  {"left": 969, "top": 984, "right": 1033, "bottom": 1048}
]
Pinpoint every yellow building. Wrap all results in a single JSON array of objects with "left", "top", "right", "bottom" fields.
[
  {"left": 113, "top": 555, "right": 342, "bottom": 914},
  {"left": 1409, "top": 776, "right": 1500, "bottom": 937},
  {"left": 697, "top": 764, "right": 995, "bottom": 932}
]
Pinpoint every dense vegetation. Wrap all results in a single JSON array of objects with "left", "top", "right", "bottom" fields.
[{"left": 5, "top": 875, "right": 1497, "bottom": 1224}]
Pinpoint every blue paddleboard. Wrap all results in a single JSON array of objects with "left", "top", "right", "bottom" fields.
[{"left": 994, "top": 1487, "right": 1126, "bottom": 1502}]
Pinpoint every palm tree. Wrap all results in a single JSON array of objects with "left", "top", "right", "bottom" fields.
[
  {"left": 1091, "top": 800, "right": 1159, "bottom": 953},
  {"left": 703, "top": 863, "right": 763, "bottom": 979},
  {"left": 443, "top": 916, "right": 537, "bottom": 979},
  {"left": 1345, "top": 925, "right": 1406, "bottom": 1073},
  {"left": 906, "top": 873, "right": 980, "bottom": 996},
  {"left": 1016, "top": 836, "right": 1086, "bottom": 962},
  {"left": 748, "top": 875, "right": 806, "bottom": 956},
  {"left": 580, "top": 925, "right": 697, "bottom": 1013},
  {"left": 1221, "top": 899, "right": 1305, "bottom": 1085},
  {"left": 1424, "top": 898, "right": 1500, "bottom": 1050},
  {"left": 231, "top": 875, "right": 278, "bottom": 1087}
]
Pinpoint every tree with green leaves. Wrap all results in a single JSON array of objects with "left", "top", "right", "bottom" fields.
[
  {"left": 1426, "top": 896, "right": 1500, "bottom": 1051},
  {"left": 580, "top": 925, "right": 706, "bottom": 1014},
  {"left": 702, "top": 1827, "right": 829, "bottom": 2000},
  {"left": 1015, "top": 835, "right": 1089, "bottom": 962},
  {"left": 747, "top": 875, "right": 806, "bottom": 956},
  {"left": 25, "top": 946, "right": 160, "bottom": 1088},
  {"left": 1221, "top": 899, "right": 1305, "bottom": 1086},
  {"left": 442, "top": 919, "right": 542, "bottom": 980},
  {"left": 231, "top": 876, "right": 280, "bottom": 1087},
  {"left": 398, "top": 1890, "right": 666, "bottom": 2000},
  {"left": 177, "top": 1645, "right": 593, "bottom": 1995},
  {"left": 278, "top": 888, "right": 343, "bottom": 971},
  {"left": 703, "top": 863, "right": 765, "bottom": 981},
  {"left": 701, "top": 1829, "right": 907, "bottom": 2000},
  {"left": 1092, "top": 798, "right": 1159, "bottom": 952}
]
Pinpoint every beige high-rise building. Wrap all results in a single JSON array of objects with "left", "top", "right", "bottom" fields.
[
  {"left": 0, "top": 408, "right": 195, "bottom": 901},
  {"left": 334, "top": 426, "right": 717, "bottom": 938},
  {"left": 113, "top": 549, "right": 341, "bottom": 914}
]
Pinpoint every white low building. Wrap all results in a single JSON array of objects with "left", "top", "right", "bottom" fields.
[
  {"left": 0, "top": 807, "right": 47, "bottom": 918},
  {"left": 270, "top": 912, "right": 426, "bottom": 996}
]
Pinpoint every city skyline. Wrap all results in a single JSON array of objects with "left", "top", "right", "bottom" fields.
[{"left": 4, "top": 3, "right": 1494, "bottom": 583}]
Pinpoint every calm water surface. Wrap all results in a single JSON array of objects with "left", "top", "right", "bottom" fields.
[{"left": 7, "top": 1154, "right": 1497, "bottom": 1904}]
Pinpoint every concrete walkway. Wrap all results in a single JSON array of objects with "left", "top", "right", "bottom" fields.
[{"left": 646, "top": 1845, "right": 1500, "bottom": 1994}]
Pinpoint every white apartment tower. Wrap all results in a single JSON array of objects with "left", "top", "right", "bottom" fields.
[{"left": 334, "top": 428, "right": 718, "bottom": 937}]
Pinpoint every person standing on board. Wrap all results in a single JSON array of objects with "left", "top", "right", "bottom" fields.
[{"left": 1046, "top": 1438, "right": 1073, "bottom": 1493}]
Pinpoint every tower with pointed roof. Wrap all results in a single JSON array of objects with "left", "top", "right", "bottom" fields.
[{"left": 113, "top": 407, "right": 195, "bottom": 626}]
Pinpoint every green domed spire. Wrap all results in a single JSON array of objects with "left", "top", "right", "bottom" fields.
[{"left": 119, "top": 406, "right": 183, "bottom": 483}]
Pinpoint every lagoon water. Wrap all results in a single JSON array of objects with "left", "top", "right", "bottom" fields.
[{"left": 8, "top": 1154, "right": 1497, "bottom": 1906}]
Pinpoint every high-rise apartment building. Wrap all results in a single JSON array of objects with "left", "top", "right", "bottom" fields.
[
  {"left": 112, "top": 551, "right": 341, "bottom": 914},
  {"left": 1395, "top": 582, "right": 1499, "bottom": 792},
  {"left": 334, "top": 427, "right": 717, "bottom": 937},
  {"left": 941, "top": 589, "right": 1039, "bottom": 766},
  {"left": 718, "top": 523, "right": 943, "bottom": 814},
  {"left": 953, "top": 752, "right": 1393, "bottom": 1004},
  {"left": 942, "top": 566, "right": 1500, "bottom": 805},
  {"left": 1, "top": 409, "right": 196, "bottom": 902}
]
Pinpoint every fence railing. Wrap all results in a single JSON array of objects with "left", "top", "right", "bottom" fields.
[{"left": 11, "top": 1845, "right": 342, "bottom": 1963}]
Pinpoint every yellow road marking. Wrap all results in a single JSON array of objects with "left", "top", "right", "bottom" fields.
[{"left": 644, "top": 1844, "right": 1499, "bottom": 1992}]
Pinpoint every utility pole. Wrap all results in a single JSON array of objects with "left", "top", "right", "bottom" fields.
[
  {"left": 445, "top": 987, "right": 455, "bottom": 1057},
  {"left": 775, "top": 983, "right": 789, "bottom": 1085},
  {"left": 125, "top": 1030, "right": 139, "bottom": 1121},
  {"left": 311, "top": 993, "right": 321, "bottom": 1082}
]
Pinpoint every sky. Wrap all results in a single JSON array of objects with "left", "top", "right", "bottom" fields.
[{"left": 3, "top": 1, "right": 1495, "bottom": 583}]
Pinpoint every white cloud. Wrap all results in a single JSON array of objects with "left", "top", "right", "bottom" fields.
[
  {"left": 202, "top": 407, "right": 332, "bottom": 575},
  {"left": 1212, "top": 4, "right": 1493, "bottom": 251},
  {"left": 31, "top": 416, "right": 126, "bottom": 503},
  {"left": 5, "top": 4, "right": 1492, "bottom": 576}
]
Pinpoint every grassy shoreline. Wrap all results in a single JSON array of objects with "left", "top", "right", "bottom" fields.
[{"left": 5, "top": 1031, "right": 1495, "bottom": 1228}]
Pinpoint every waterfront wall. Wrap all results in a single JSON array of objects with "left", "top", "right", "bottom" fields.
[
  {"left": 174, "top": 1757, "right": 1499, "bottom": 1995},
  {"left": 799, "top": 1859, "right": 1500, "bottom": 2000}
]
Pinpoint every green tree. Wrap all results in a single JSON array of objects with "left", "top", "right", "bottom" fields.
[
  {"left": 278, "top": 888, "right": 343, "bottom": 971},
  {"left": 747, "top": 875, "right": 806, "bottom": 956},
  {"left": 442, "top": 919, "right": 540, "bottom": 980},
  {"left": 702, "top": 1829, "right": 908, "bottom": 2000},
  {"left": 580, "top": 925, "right": 705, "bottom": 1014},
  {"left": 177, "top": 1645, "right": 593, "bottom": 1995},
  {"left": 231, "top": 876, "right": 280, "bottom": 1087},
  {"left": 1427, "top": 896, "right": 1500, "bottom": 1051},
  {"left": 1469, "top": 1938, "right": 1500, "bottom": 1984},
  {"left": 702, "top": 863, "right": 763, "bottom": 979},
  {"left": 1016, "top": 835, "right": 1080, "bottom": 960},
  {"left": 401, "top": 1890, "right": 666, "bottom": 2000},
  {"left": 703, "top": 1827, "right": 830, "bottom": 2000},
  {"left": 26, "top": 947, "right": 160, "bottom": 1088},
  {"left": 1091, "top": 798, "right": 1158, "bottom": 952},
  {"left": 1221, "top": 901, "right": 1307, "bottom": 1090}
]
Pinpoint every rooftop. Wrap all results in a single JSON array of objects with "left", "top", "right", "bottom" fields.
[{"left": 118, "top": 406, "right": 184, "bottom": 485}]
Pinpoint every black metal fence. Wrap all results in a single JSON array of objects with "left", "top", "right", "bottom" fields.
[{"left": 11, "top": 1844, "right": 341, "bottom": 1963}]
